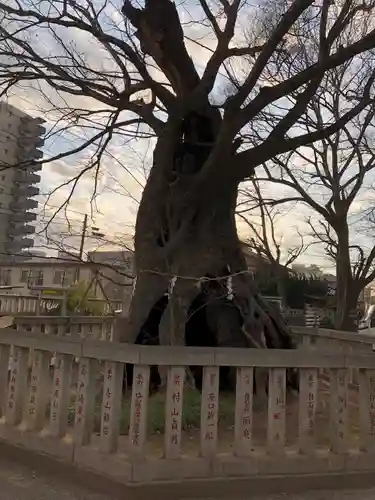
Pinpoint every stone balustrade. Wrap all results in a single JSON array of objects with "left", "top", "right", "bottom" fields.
[
  {"left": 0, "top": 327, "right": 374, "bottom": 485},
  {"left": 10, "top": 314, "right": 375, "bottom": 350},
  {"left": 0, "top": 293, "right": 122, "bottom": 316},
  {"left": 14, "top": 316, "right": 114, "bottom": 341},
  {"left": 294, "top": 326, "right": 375, "bottom": 387},
  {"left": 293, "top": 326, "right": 375, "bottom": 352}
]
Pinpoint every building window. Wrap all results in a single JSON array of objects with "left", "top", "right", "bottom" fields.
[
  {"left": 35, "top": 271, "right": 43, "bottom": 286},
  {"left": 20, "top": 269, "right": 29, "bottom": 283},
  {"left": 53, "top": 270, "right": 66, "bottom": 286},
  {"left": 0, "top": 269, "right": 11, "bottom": 286},
  {"left": 29, "top": 270, "right": 43, "bottom": 286}
]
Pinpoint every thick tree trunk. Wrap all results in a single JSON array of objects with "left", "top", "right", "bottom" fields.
[
  {"left": 334, "top": 226, "right": 361, "bottom": 331},
  {"left": 120, "top": 108, "right": 295, "bottom": 356},
  {"left": 275, "top": 266, "right": 289, "bottom": 309},
  {"left": 335, "top": 291, "right": 360, "bottom": 331}
]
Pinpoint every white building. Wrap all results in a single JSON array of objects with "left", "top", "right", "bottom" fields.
[
  {"left": 0, "top": 101, "right": 45, "bottom": 260},
  {"left": 0, "top": 250, "right": 134, "bottom": 303}
]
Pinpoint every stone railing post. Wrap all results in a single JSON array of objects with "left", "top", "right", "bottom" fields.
[
  {"left": 164, "top": 366, "right": 185, "bottom": 459},
  {"left": 298, "top": 368, "right": 318, "bottom": 454},
  {"left": 25, "top": 349, "right": 51, "bottom": 431},
  {"left": 234, "top": 367, "right": 253, "bottom": 457},
  {"left": 49, "top": 353, "right": 73, "bottom": 438},
  {"left": 100, "top": 361, "right": 124, "bottom": 453},
  {"left": 359, "top": 368, "right": 375, "bottom": 453},
  {"left": 267, "top": 368, "right": 286, "bottom": 455},
  {"left": 73, "top": 358, "right": 97, "bottom": 446},
  {"left": 300, "top": 334, "right": 312, "bottom": 348},
  {"left": 2, "top": 298, "right": 9, "bottom": 314},
  {"left": 330, "top": 368, "right": 348, "bottom": 454},
  {"left": 0, "top": 344, "right": 10, "bottom": 417},
  {"left": 5, "top": 347, "right": 29, "bottom": 426},
  {"left": 200, "top": 366, "right": 219, "bottom": 458},
  {"left": 128, "top": 365, "right": 150, "bottom": 457}
]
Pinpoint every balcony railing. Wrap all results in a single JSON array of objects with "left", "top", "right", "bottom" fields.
[
  {"left": 17, "top": 135, "right": 44, "bottom": 148},
  {"left": 11, "top": 185, "right": 40, "bottom": 198},
  {"left": 9, "top": 198, "right": 38, "bottom": 211},
  {"left": 27, "top": 162, "right": 42, "bottom": 173},
  {"left": 9, "top": 212, "right": 37, "bottom": 223},
  {"left": 19, "top": 116, "right": 46, "bottom": 136},
  {"left": 7, "top": 224, "right": 35, "bottom": 237},
  {"left": 18, "top": 148, "right": 43, "bottom": 161},
  {"left": 13, "top": 170, "right": 41, "bottom": 185},
  {"left": 4, "top": 237, "right": 34, "bottom": 252}
]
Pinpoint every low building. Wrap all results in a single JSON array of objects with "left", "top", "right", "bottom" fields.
[{"left": 0, "top": 250, "right": 133, "bottom": 305}]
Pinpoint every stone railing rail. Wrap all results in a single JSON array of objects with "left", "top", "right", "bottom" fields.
[
  {"left": 293, "top": 326, "right": 375, "bottom": 351},
  {"left": 9, "top": 315, "right": 375, "bottom": 345},
  {"left": 8, "top": 320, "right": 371, "bottom": 387},
  {"left": 0, "top": 293, "right": 122, "bottom": 316},
  {"left": 0, "top": 327, "right": 374, "bottom": 485},
  {"left": 12, "top": 318, "right": 374, "bottom": 352},
  {"left": 293, "top": 327, "right": 375, "bottom": 386},
  {"left": 13, "top": 316, "right": 114, "bottom": 341}
]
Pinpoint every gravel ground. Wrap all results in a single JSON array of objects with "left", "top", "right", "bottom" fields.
[{"left": 0, "top": 455, "right": 112, "bottom": 500}]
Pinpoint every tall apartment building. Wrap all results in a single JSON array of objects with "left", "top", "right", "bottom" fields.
[{"left": 0, "top": 101, "right": 45, "bottom": 260}]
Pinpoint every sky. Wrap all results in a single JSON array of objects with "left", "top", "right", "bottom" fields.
[{"left": 4, "top": 0, "right": 375, "bottom": 275}]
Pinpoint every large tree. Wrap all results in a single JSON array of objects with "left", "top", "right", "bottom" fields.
[{"left": 1, "top": 0, "right": 375, "bottom": 347}]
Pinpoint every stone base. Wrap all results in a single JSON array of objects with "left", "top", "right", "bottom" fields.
[{"left": 1, "top": 425, "right": 375, "bottom": 496}]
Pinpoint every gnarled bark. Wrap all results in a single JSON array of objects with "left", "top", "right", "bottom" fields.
[
  {"left": 117, "top": 0, "right": 297, "bottom": 364},
  {"left": 121, "top": 110, "right": 296, "bottom": 361}
]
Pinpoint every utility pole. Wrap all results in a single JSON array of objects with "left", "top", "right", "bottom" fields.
[
  {"left": 75, "top": 214, "right": 88, "bottom": 283},
  {"left": 79, "top": 214, "right": 88, "bottom": 260}
]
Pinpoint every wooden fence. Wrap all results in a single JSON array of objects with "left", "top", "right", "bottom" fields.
[{"left": 0, "top": 327, "right": 374, "bottom": 484}]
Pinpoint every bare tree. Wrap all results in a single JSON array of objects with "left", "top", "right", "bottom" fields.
[
  {"left": 1, "top": 1, "right": 375, "bottom": 348},
  {"left": 256, "top": 44, "right": 375, "bottom": 330},
  {"left": 304, "top": 208, "right": 375, "bottom": 329},
  {"left": 238, "top": 180, "right": 307, "bottom": 305}
]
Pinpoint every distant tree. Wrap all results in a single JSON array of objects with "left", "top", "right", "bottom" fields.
[
  {"left": 48, "top": 281, "right": 104, "bottom": 316},
  {"left": 254, "top": 271, "right": 331, "bottom": 309},
  {"left": 238, "top": 179, "right": 307, "bottom": 305}
]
